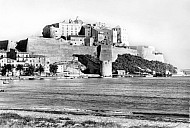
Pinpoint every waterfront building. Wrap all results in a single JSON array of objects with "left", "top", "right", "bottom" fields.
[
  {"left": 0, "top": 48, "right": 47, "bottom": 68},
  {"left": 29, "top": 54, "right": 46, "bottom": 67},
  {"left": 55, "top": 61, "right": 68, "bottom": 73},
  {"left": 54, "top": 59, "right": 84, "bottom": 76},
  {"left": 0, "top": 58, "right": 7, "bottom": 67},
  {"left": 0, "top": 50, "right": 7, "bottom": 58},
  {"left": 117, "top": 70, "right": 126, "bottom": 76},
  {"left": 16, "top": 52, "right": 30, "bottom": 63},
  {"left": 0, "top": 40, "right": 9, "bottom": 51},
  {"left": 0, "top": 50, "right": 13, "bottom": 67}
]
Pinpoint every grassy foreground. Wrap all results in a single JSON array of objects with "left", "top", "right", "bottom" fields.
[{"left": 0, "top": 112, "right": 175, "bottom": 128}]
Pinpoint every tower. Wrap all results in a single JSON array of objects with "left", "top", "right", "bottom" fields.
[{"left": 98, "top": 45, "right": 112, "bottom": 77}]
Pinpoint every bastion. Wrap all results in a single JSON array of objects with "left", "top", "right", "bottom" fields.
[
  {"left": 19, "top": 37, "right": 137, "bottom": 63},
  {"left": 26, "top": 37, "right": 97, "bottom": 63}
]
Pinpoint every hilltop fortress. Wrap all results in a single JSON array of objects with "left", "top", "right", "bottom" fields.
[
  {"left": 25, "top": 18, "right": 164, "bottom": 63},
  {"left": 0, "top": 18, "right": 165, "bottom": 77}
]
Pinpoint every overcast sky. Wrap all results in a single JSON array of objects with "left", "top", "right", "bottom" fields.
[{"left": 0, "top": 0, "right": 190, "bottom": 69}]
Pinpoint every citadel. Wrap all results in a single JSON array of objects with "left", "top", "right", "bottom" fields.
[{"left": 0, "top": 18, "right": 165, "bottom": 77}]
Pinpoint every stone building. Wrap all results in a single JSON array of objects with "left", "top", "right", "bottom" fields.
[
  {"left": 98, "top": 45, "right": 112, "bottom": 77},
  {"left": 78, "top": 25, "right": 98, "bottom": 43},
  {"left": 129, "top": 46, "right": 165, "bottom": 63},
  {"left": 70, "top": 35, "right": 85, "bottom": 45},
  {"left": 112, "top": 25, "right": 129, "bottom": 46},
  {"left": 59, "top": 19, "right": 83, "bottom": 37},
  {"left": 42, "top": 19, "right": 83, "bottom": 39}
]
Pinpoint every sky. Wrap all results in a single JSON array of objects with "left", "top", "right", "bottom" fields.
[{"left": 0, "top": 0, "right": 190, "bottom": 69}]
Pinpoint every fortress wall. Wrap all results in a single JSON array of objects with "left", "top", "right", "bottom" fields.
[
  {"left": 144, "top": 54, "right": 165, "bottom": 63},
  {"left": 112, "top": 47, "right": 137, "bottom": 61},
  {"left": 142, "top": 47, "right": 165, "bottom": 63},
  {"left": 27, "top": 37, "right": 97, "bottom": 63},
  {"left": 27, "top": 37, "right": 138, "bottom": 64},
  {"left": 154, "top": 54, "right": 165, "bottom": 63}
]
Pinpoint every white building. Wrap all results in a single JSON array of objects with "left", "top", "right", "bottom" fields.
[
  {"left": 59, "top": 19, "right": 83, "bottom": 37},
  {"left": 92, "top": 22, "right": 106, "bottom": 29},
  {"left": 70, "top": 35, "right": 85, "bottom": 45},
  {"left": 129, "top": 46, "right": 165, "bottom": 63},
  {"left": 0, "top": 50, "right": 7, "bottom": 58},
  {"left": 112, "top": 29, "right": 117, "bottom": 45},
  {"left": 0, "top": 50, "right": 8, "bottom": 67},
  {"left": 112, "top": 25, "right": 129, "bottom": 46},
  {"left": 49, "top": 26, "right": 62, "bottom": 39},
  {"left": 16, "top": 52, "right": 30, "bottom": 63},
  {"left": 54, "top": 61, "right": 68, "bottom": 73}
]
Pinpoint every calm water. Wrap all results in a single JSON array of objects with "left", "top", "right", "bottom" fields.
[{"left": 0, "top": 77, "right": 189, "bottom": 115}]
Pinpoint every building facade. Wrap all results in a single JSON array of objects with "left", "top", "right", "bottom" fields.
[
  {"left": 49, "top": 26, "right": 62, "bottom": 39},
  {"left": 129, "top": 46, "right": 165, "bottom": 63},
  {"left": 70, "top": 35, "right": 85, "bottom": 46},
  {"left": 99, "top": 45, "right": 113, "bottom": 77},
  {"left": 59, "top": 19, "right": 83, "bottom": 37},
  {"left": 112, "top": 26, "right": 129, "bottom": 46}
]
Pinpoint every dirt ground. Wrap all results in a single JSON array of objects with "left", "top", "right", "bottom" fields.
[{"left": 0, "top": 109, "right": 189, "bottom": 128}]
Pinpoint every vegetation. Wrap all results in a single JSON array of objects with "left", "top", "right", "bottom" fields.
[
  {"left": 0, "top": 113, "right": 123, "bottom": 128},
  {"left": 16, "top": 64, "right": 24, "bottom": 76},
  {"left": 113, "top": 54, "right": 177, "bottom": 76},
  {"left": 49, "top": 64, "right": 58, "bottom": 75},
  {"left": 24, "top": 65, "right": 35, "bottom": 76},
  {"left": 35, "top": 64, "right": 44, "bottom": 75},
  {"left": 0, "top": 64, "right": 14, "bottom": 76}
]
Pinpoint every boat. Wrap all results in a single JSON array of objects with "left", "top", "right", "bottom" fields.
[
  {"left": 29, "top": 77, "right": 35, "bottom": 80},
  {"left": 145, "top": 74, "right": 154, "bottom": 77},
  {"left": 3, "top": 80, "right": 9, "bottom": 84},
  {"left": 39, "top": 77, "right": 44, "bottom": 80}
]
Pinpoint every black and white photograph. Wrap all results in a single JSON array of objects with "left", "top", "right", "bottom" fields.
[{"left": 0, "top": 0, "right": 189, "bottom": 127}]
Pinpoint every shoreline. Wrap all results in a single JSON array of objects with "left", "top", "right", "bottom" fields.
[
  {"left": 0, "top": 75, "right": 190, "bottom": 81},
  {"left": 0, "top": 108, "right": 189, "bottom": 128}
]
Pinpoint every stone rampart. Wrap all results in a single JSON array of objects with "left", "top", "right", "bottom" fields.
[
  {"left": 27, "top": 37, "right": 97, "bottom": 63},
  {"left": 26, "top": 37, "right": 138, "bottom": 64},
  {"left": 112, "top": 47, "right": 137, "bottom": 61}
]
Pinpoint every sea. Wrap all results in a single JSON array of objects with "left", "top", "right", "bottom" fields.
[{"left": 0, "top": 77, "right": 189, "bottom": 117}]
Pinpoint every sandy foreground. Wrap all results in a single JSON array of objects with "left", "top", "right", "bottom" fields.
[{"left": 0, "top": 109, "right": 189, "bottom": 128}]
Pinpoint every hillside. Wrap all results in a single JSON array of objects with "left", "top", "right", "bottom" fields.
[{"left": 112, "top": 54, "right": 176, "bottom": 75}]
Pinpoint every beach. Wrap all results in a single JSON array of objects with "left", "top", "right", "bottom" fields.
[{"left": 0, "top": 77, "right": 189, "bottom": 127}]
